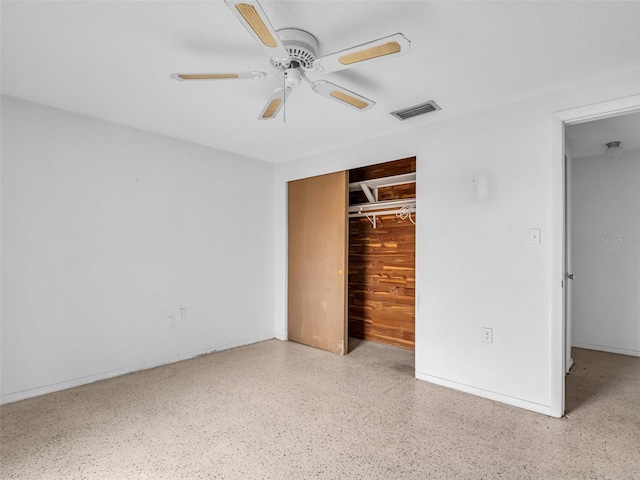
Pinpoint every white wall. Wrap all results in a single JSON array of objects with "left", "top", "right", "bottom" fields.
[
  {"left": 1, "top": 96, "right": 275, "bottom": 403},
  {"left": 570, "top": 149, "right": 640, "bottom": 356},
  {"left": 274, "top": 69, "right": 640, "bottom": 416}
]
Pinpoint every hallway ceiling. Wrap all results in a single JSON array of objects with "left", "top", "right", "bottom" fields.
[
  {"left": 566, "top": 112, "right": 640, "bottom": 159},
  {"left": 2, "top": 1, "right": 640, "bottom": 163}
]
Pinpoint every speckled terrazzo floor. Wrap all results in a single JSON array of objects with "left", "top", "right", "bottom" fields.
[{"left": 1, "top": 341, "right": 639, "bottom": 479}]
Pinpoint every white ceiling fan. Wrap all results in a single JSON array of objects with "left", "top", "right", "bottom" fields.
[{"left": 171, "top": 0, "right": 411, "bottom": 120}]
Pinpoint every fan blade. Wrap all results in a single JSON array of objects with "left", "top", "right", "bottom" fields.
[
  {"left": 224, "top": 0, "right": 290, "bottom": 65},
  {"left": 311, "top": 80, "right": 375, "bottom": 111},
  {"left": 258, "top": 87, "right": 291, "bottom": 120},
  {"left": 313, "top": 33, "right": 410, "bottom": 73},
  {"left": 170, "top": 71, "right": 266, "bottom": 81}
]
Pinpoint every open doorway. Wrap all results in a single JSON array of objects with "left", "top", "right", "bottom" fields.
[
  {"left": 562, "top": 111, "right": 640, "bottom": 414},
  {"left": 551, "top": 95, "right": 640, "bottom": 417}
]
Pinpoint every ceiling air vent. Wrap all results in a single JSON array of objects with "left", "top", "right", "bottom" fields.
[{"left": 391, "top": 100, "right": 441, "bottom": 121}]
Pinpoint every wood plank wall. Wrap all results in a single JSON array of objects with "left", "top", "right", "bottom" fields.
[{"left": 348, "top": 157, "right": 416, "bottom": 350}]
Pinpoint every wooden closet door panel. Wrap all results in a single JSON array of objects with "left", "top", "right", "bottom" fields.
[{"left": 288, "top": 171, "right": 348, "bottom": 355}]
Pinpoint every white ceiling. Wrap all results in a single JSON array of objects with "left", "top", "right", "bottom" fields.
[
  {"left": 566, "top": 112, "right": 640, "bottom": 159},
  {"left": 2, "top": 1, "right": 640, "bottom": 164}
]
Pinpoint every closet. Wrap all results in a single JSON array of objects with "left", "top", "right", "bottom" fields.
[{"left": 287, "top": 157, "right": 416, "bottom": 354}]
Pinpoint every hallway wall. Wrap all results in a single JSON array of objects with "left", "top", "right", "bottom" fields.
[{"left": 570, "top": 148, "right": 640, "bottom": 356}]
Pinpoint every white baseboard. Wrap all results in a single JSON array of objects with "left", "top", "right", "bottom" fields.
[
  {"left": 1, "top": 335, "right": 275, "bottom": 405},
  {"left": 415, "top": 371, "right": 552, "bottom": 416},
  {"left": 572, "top": 342, "right": 640, "bottom": 357}
]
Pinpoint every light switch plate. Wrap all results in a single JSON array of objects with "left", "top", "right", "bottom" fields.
[{"left": 529, "top": 228, "right": 541, "bottom": 245}]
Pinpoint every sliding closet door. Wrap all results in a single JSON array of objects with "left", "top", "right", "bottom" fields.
[{"left": 288, "top": 171, "right": 348, "bottom": 355}]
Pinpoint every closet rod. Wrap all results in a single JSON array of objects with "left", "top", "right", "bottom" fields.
[
  {"left": 348, "top": 208, "right": 411, "bottom": 218},
  {"left": 348, "top": 198, "right": 415, "bottom": 213}
]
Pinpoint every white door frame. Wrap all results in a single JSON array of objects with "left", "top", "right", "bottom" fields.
[
  {"left": 550, "top": 94, "right": 640, "bottom": 418},
  {"left": 564, "top": 152, "right": 573, "bottom": 375}
]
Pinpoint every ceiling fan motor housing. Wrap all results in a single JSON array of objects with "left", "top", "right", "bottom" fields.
[{"left": 271, "top": 28, "right": 319, "bottom": 70}]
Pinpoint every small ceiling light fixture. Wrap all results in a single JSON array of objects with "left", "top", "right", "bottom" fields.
[{"left": 604, "top": 141, "right": 623, "bottom": 159}]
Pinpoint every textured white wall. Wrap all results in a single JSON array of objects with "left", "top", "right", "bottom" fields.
[
  {"left": 570, "top": 149, "right": 640, "bottom": 356},
  {"left": 1, "top": 96, "right": 276, "bottom": 403},
  {"left": 274, "top": 70, "right": 640, "bottom": 416}
]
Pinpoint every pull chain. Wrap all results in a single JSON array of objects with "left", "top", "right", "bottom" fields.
[{"left": 282, "top": 70, "right": 287, "bottom": 124}]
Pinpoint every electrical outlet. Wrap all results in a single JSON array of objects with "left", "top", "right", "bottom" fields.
[
  {"left": 179, "top": 307, "right": 187, "bottom": 321},
  {"left": 483, "top": 327, "right": 493, "bottom": 343},
  {"left": 167, "top": 315, "right": 175, "bottom": 328}
]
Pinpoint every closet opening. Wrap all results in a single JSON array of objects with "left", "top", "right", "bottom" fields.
[{"left": 347, "top": 157, "right": 416, "bottom": 351}]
